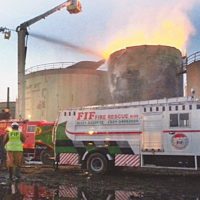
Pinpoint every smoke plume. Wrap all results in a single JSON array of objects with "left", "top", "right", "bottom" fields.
[{"left": 100, "top": 0, "right": 199, "bottom": 58}]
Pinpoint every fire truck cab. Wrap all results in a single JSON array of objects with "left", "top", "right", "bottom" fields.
[{"left": 0, "top": 120, "right": 54, "bottom": 164}]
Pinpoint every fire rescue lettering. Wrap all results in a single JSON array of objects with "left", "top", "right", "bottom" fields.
[
  {"left": 10, "top": 132, "right": 19, "bottom": 137},
  {"left": 76, "top": 112, "right": 140, "bottom": 126},
  {"left": 77, "top": 112, "right": 95, "bottom": 120},
  {"left": 76, "top": 112, "right": 138, "bottom": 120}
]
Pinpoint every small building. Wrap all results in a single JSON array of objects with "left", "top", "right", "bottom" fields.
[{"left": 0, "top": 101, "right": 16, "bottom": 119}]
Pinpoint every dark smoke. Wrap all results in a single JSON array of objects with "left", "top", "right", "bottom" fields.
[{"left": 29, "top": 32, "right": 102, "bottom": 58}]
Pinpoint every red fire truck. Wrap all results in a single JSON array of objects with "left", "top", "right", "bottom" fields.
[{"left": 0, "top": 120, "right": 54, "bottom": 164}]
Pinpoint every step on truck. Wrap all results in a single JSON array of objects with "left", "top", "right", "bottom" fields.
[{"left": 53, "top": 96, "right": 200, "bottom": 174}]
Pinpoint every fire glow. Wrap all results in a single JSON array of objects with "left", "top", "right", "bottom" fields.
[
  {"left": 100, "top": 1, "right": 197, "bottom": 59},
  {"left": 102, "top": 19, "right": 191, "bottom": 59}
]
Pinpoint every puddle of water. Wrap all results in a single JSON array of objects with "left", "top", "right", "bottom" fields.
[
  {"left": 0, "top": 181, "right": 143, "bottom": 200},
  {"left": 0, "top": 182, "right": 52, "bottom": 199},
  {"left": 0, "top": 177, "right": 200, "bottom": 199}
]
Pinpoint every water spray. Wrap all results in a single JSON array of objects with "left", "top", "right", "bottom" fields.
[{"left": 29, "top": 32, "right": 102, "bottom": 58}]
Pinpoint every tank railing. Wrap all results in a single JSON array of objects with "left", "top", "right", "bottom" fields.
[
  {"left": 182, "top": 51, "right": 200, "bottom": 66},
  {"left": 178, "top": 51, "right": 200, "bottom": 74},
  {"left": 25, "top": 62, "right": 75, "bottom": 74}
]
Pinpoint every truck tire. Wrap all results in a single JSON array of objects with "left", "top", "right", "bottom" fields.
[
  {"left": 87, "top": 153, "right": 108, "bottom": 174},
  {"left": 40, "top": 149, "right": 54, "bottom": 165}
]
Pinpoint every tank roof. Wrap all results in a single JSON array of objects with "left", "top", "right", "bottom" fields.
[{"left": 66, "top": 60, "right": 105, "bottom": 70}]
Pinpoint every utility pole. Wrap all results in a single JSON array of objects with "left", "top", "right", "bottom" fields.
[
  {"left": 16, "top": 0, "right": 81, "bottom": 119},
  {"left": 17, "top": 27, "right": 27, "bottom": 119},
  {"left": 7, "top": 87, "right": 10, "bottom": 109}
]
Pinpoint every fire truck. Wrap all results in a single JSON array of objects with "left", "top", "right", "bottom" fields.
[
  {"left": 0, "top": 120, "right": 54, "bottom": 164},
  {"left": 34, "top": 121, "right": 55, "bottom": 164},
  {"left": 53, "top": 96, "right": 200, "bottom": 174}
]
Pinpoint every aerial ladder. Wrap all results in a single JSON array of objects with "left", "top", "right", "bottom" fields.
[{"left": 17, "top": 0, "right": 82, "bottom": 119}]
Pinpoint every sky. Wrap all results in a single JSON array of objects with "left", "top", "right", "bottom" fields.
[{"left": 0, "top": 0, "right": 200, "bottom": 102}]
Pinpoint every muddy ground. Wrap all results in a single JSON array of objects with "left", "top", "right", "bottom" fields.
[{"left": 1, "top": 164, "right": 200, "bottom": 199}]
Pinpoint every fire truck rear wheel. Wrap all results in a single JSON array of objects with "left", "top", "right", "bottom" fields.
[
  {"left": 87, "top": 153, "right": 108, "bottom": 174},
  {"left": 40, "top": 149, "right": 53, "bottom": 165}
]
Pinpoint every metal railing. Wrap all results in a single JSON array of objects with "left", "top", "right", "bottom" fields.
[
  {"left": 178, "top": 51, "right": 200, "bottom": 74},
  {"left": 25, "top": 62, "right": 75, "bottom": 74},
  {"left": 182, "top": 51, "right": 200, "bottom": 67},
  {"left": 186, "top": 51, "right": 200, "bottom": 65}
]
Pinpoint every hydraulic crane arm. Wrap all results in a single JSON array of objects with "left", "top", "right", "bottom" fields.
[
  {"left": 17, "top": 0, "right": 81, "bottom": 30},
  {"left": 18, "top": 1, "right": 72, "bottom": 30},
  {"left": 17, "top": 0, "right": 82, "bottom": 119}
]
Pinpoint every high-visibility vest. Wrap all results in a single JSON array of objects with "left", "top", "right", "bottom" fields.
[{"left": 5, "top": 131, "right": 23, "bottom": 152}]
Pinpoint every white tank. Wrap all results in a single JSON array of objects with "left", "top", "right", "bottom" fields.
[{"left": 25, "top": 61, "right": 112, "bottom": 121}]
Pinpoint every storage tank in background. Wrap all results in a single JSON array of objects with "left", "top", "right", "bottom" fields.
[
  {"left": 186, "top": 52, "right": 200, "bottom": 98},
  {"left": 25, "top": 60, "right": 112, "bottom": 121},
  {"left": 107, "top": 45, "right": 183, "bottom": 103}
]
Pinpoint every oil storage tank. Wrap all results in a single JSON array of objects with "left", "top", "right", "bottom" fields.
[
  {"left": 107, "top": 45, "right": 183, "bottom": 103},
  {"left": 25, "top": 60, "right": 112, "bottom": 121},
  {"left": 186, "top": 52, "right": 200, "bottom": 98}
]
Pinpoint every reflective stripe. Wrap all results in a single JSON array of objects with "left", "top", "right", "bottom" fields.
[{"left": 5, "top": 131, "right": 23, "bottom": 151}]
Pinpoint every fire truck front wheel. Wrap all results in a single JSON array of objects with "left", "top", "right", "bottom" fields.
[
  {"left": 86, "top": 153, "right": 108, "bottom": 174},
  {"left": 40, "top": 149, "right": 54, "bottom": 165}
]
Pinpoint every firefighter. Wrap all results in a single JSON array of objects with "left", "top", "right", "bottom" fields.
[
  {"left": 0, "top": 133, "right": 6, "bottom": 168},
  {"left": 4, "top": 122, "right": 25, "bottom": 180}
]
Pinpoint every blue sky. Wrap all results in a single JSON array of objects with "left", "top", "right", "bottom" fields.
[{"left": 0, "top": 0, "right": 200, "bottom": 101}]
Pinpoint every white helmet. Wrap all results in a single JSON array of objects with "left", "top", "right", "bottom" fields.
[{"left": 11, "top": 122, "right": 19, "bottom": 129}]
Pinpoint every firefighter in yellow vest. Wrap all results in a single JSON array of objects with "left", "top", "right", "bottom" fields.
[{"left": 4, "top": 122, "right": 25, "bottom": 180}]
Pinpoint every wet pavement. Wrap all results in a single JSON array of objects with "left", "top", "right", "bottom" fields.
[{"left": 1, "top": 165, "right": 200, "bottom": 199}]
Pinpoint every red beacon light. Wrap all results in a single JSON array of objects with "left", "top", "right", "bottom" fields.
[{"left": 67, "top": 0, "right": 82, "bottom": 14}]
